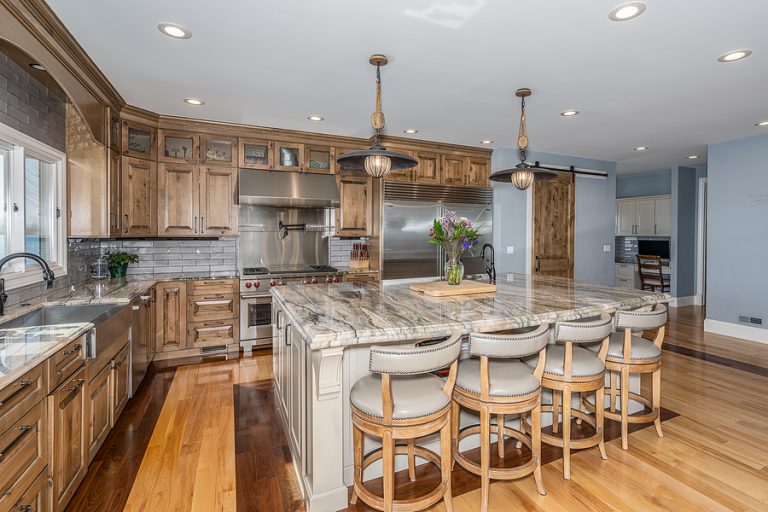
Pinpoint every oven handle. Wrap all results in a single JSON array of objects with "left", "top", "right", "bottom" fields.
[{"left": 240, "top": 294, "right": 272, "bottom": 303}]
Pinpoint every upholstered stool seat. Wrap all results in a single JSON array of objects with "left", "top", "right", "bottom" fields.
[
  {"left": 350, "top": 333, "right": 462, "bottom": 512},
  {"left": 351, "top": 373, "right": 451, "bottom": 420},
  {"left": 526, "top": 344, "right": 605, "bottom": 377},
  {"left": 452, "top": 325, "right": 550, "bottom": 512}
]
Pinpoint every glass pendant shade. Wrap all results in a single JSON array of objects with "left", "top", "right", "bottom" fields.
[
  {"left": 510, "top": 169, "right": 535, "bottom": 190},
  {"left": 364, "top": 154, "right": 392, "bottom": 178}
]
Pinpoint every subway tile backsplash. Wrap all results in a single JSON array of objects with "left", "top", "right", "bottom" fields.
[{"left": 329, "top": 237, "right": 366, "bottom": 267}]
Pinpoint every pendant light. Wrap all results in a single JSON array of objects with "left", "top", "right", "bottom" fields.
[
  {"left": 336, "top": 55, "right": 418, "bottom": 178},
  {"left": 489, "top": 88, "right": 555, "bottom": 190}
]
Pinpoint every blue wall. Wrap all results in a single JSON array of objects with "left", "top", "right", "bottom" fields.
[
  {"left": 707, "top": 134, "right": 768, "bottom": 329},
  {"left": 492, "top": 149, "right": 617, "bottom": 285},
  {"left": 616, "top": 170, "right": 671, "bottom": 198},
  {"left": 671, "top": 166, "right": 697, "bottom": 297}
]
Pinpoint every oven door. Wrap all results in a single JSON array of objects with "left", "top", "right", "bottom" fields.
[{"left": 240, "top": 294, "right": 273, "bottom": 343}]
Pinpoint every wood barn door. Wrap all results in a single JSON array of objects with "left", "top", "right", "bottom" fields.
[{"left": 532, "top": 172, "right": 575, "bottom": 277}]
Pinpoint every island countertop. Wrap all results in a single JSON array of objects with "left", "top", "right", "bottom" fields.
[{"left": 271, "top": 274, "right": 671, "bottom": 350}]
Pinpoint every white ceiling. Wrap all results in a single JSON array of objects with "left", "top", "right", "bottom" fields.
[{"left": 47, "top": 0, "right": 768, "bottom": 173}]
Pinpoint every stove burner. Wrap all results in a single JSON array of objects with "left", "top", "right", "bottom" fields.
[
  {"left": 242, "top": 267, "right": 269, "bottom": 276},
  {"left": 310, "top": 265, "right": 338, "bottom": 272}
]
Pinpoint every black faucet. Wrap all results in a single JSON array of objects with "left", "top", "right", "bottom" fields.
[
  {"left": 479, "top": 243, "right": 496, "bottom": 284},
  {"left": 0, "top": 252, "right": 56, "bottom": 315}
]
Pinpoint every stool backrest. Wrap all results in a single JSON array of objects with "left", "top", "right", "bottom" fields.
[
  {"left": 469, "top": 325, "right": 549, "bottom": 359},
  {"left": 553, "top": 313, "right": 613, "bottom": 344},
  {"left": 615, "top": 304, "right": 668, "bottom": 359}
]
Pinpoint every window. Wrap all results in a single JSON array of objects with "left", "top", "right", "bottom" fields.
[{"left": 0, "top": 122, "right": 66, "bottom": 289}]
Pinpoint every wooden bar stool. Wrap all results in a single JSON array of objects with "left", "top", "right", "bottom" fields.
[
  {"left": 452, "top": 325, "right": 550, "bottom": 512},
  {"left": 583, "top": 304, "right": 667, "bottom": 450},
  {"left": 350, "top": 332, "right": 462, "bottom": 512},
  {"left": 524, "top": 313, "right": 612, "bottom": 480}
]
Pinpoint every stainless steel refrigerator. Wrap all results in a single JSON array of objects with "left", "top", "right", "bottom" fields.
[{"left": 382, "top": 183, "right": 493, "bottom": 280}]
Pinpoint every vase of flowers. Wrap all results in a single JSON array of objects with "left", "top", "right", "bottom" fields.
[{"left": 429, "top": 212, "right": 481, "bottom": 285}]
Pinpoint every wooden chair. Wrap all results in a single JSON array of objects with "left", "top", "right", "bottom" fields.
[
  {"left": 583, "top": 304, "right": 667, "bottom": 450},
  {"left": 523, "top": 313, "right": 612, "bottom": 480},
  {"left": 350, "top": 333, "right": 462, "bottom": 512},
  {"left": 452, "top": 325, "right": 550, "bottom": 512},
  {"left": 637, "top": 254, "right": 670, "bottom": 292}
]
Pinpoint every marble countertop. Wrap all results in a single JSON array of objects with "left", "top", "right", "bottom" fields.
[{"left": 271, "top": 273, "right": 671, "bottom": 350}]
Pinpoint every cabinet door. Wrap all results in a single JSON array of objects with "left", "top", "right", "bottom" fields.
[
  {"left": 155, "top": 282, "right": 187, "bottom": 352},
  {"left": 110, "top": 344, "right": 130, "bottom": 426},
  {"left": 288, "top": 324, "right": 304, "bottom": 464},
  {"left": 239, "top": 138, "right": 274, "bottom": 170},
  {"left": 158, "top": 163, "right": 199, "bottom": 236},
  {"left": 200, "top": 135, "right": 237, "bottom": 166},
  {"left": 87, "top": 364, "right": 111, "bottom": 463},
  {"left": 121, "top": 120, "right": 156, "bottom": 160},
  {"left": 384, "top": 150, "right": 414, "bottom": 183},
  {"left": 635, "top": 199, "right": 656, "bottom": 235},
  {"left": 304, "top": 145, "right": 335, "bottom": 174},
  {"left": 109, "top": 149, "right": 122, "bottom": 236},
  {"left": 335, "top": 175, "right": 372, "bottom": 237},
  {"left": 654, "top": 197, "right": 671, "bottom": 236},
  {"left": 0, "top": 402, "right": 47, "bottom": 512},
  {"left": 279, "top": 318, "right": 291, "bottom": 423},
  {"left": 274, "top": 141, "right": 304, "bottom": 172},
  {"left": 616, "top": 200, "right": 636, "bottom": 235},
  {"left": 335, "top": 146, "right": 367, "bottom": 176},
  {"left": 442, "top": 155, "right": 466, "bottom": 185},
  {"left": 467, "top": 157, "right": 490, "bottom": 187},
  {"left": 147, "top": 286, "right": 157, "bottom": 363},
  {"left": 159, "top": 129, "right": 199, "bottom": 164},
  {"left": 121, "top": 157, "right": 157, "bottom": 236},
  {"left": 199, "top": 166, "right": 238, "bottom": 235},
  {"left": 413, "top": 151, "right": 440, "bottom": 184},
  {"left": 49, "top": 367, "right": 87, "bottom": 512}
]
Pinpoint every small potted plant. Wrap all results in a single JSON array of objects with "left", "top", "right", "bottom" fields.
[{"left": 105, "top": 251, "right": 139, "bottom": 278}]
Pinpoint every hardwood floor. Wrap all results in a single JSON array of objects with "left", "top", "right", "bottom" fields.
[{"left": 65, "top": 306, "right": 768, "bottom": 511}]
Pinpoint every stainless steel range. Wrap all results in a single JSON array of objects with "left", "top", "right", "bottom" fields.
[{"left": 239, "top": 265, "right": 345, "bottom": 354}]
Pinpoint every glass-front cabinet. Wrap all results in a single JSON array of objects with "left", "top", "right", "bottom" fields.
[
  {"left": 121, "top": 120, "right": 156, "bottom": 160},
  {"left": 274, "top": 141, "right": 304, "bottom": 172},
  {"left": 201, "top": 135, "right": 237, "bottom": 166},
  {"left": 239, "top": 138, "right": 273, "bottom": 170},
  {"left": 304, "top": 145, "right": 335, "bottom": 174},
  {"left": 159, "top": 129, "right": 199, "bottom": 164}
]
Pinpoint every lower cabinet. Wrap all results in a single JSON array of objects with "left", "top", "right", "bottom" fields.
[
  {"left": 12, "top": 469, "right": 47, "bottom": 512},
  {"left": 155, "top": 281, "right": 188, "bottom": 354},
  {"left": 0, "top": 401, "right": 47, "bottom": 512},
  {"left": 49, "top": 367, "right": 87, "bottom": 512},
  {"left": 272, "top": 310, "right": 305, "bottom": 472},
  {"left": 111, "top": 344, "right": 130, "bottom": 427},
  {"left": 187, "top": 320, "right": 238, "bottom": 349},
  {"left": 86, "top": 364, "right": 111, "bottom": 464}
]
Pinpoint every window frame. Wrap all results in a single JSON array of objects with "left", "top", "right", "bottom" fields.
[{"left": 0, "top": 122, "right": 67, "bottom": 290}]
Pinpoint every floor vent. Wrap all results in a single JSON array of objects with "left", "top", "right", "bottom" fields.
[
  {"left": 738, "top": 315, "right": 763, "bottom": 326},
  {"left": 200, "top": 345, "right": 228, "bottom": 354}
]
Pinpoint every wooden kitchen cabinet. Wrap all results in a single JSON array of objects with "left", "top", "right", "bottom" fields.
[
  {"left": 155, "top": 282, "right": 188, "bottom": 354},
  {"left": 157, "top": 163, "right": 199, "bottom": 236},
  {"left": 159, "top": 129, "right": 199, "bottom": 164},
  {"left": 49, "top": 366, "right": 87, "bottom": 512},
  {"left": 121, "top": 157, "right": 157, "bottom": 236},
  {"left": 201, "top": 134, "right": 237, "bottom": 166},
  {"left": 413, "top": 151, "right": 441, "bottom": 183},
  {"left": 0, "top": 401, "right": 47, "bottom": 512},
  {"left": 467, "top": 157, "right": 490, "bottom": 187},
  {"left": 121, "top": 120, "right": 156, "bottom": 160},
  {"left": 109, "top": 149, "right": 122, "bottom": 236},
  {"left": 304, "top": 145, "right": 335, "bottom": 174},
  {"left": 86, "top": 363, "right": 111, "bottom": 464},
  {"left": 239, "top": 138, "right": 274, "bottom": 170},
  {"left": 442, "top": 155, "right": 466, "bottom": 185},
  {"left": 188, "top": 320, "right": 238, "bottom": 349},
  {"left": 199, "top": 166, "right": 238, "bottom": 235},
  {"left": 110, "top": 344, "right": 130, "bottom": 426},
  {"left": 10, "top": 469, "right": 47, "bottom": 512},
  {"left": 335, "top": 175, "right": 372, "bottom": 237},
  {"left": 274, "top": 141, "right": 304, "bottom": 172}
]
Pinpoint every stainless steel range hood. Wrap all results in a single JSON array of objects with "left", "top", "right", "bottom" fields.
[{"left": 239, "top": 169, "right": 340, "bottom": 207}]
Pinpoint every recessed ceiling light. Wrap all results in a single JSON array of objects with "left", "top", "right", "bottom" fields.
[
  {"left": 560, "top": 110, "right": 580, "bottom": 117},
  {"left": 687, "top": 155, "right": 700, "bottom": 160},
  {"left": 718, "top": 49, "right": 752, "bottom": 63},
  {"left": 755, "top": 120, "right": 768, "bottom": 127},
  {"left": 403, "top": 128, "right": 418, "bottom": 134},
  {"left": 633, "top": 146, "right": 648, "bottom": 151},
  {"left": 158, "top": 23, "right": 192, "bottom": 39},
  {"left": 29, "top": 63, "right": 46, "bottom": 71},
  {"left": 307, "top": 115, "right": 324, "bottom": 121},
  {"left": 480, "top": 140, "right": 493, "bottom": 144},
  {"left": 183, "top": 98, "right": 205, "bottom": 105},
  {"left": 608, "top": 2, "right": 646, "bottom": 21}
]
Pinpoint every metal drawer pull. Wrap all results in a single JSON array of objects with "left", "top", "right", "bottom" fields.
[
  {"left": 0, "top": 380, "right": 32, "bottom": 407},
  {"left": 202, "top": 295, "right": 225, "bottom": 299},
  {"left": 0, "top": 425, "right": 33, "bottom": 460},
  {"left": 62, "top": 379, "right": 84, "bottom": 392},
  {"left": 140, "top": 295, "right": 151, "bottom": 300},
  {"left": 15, "top": 505, "right": 33, "bottom": 511},
  {"left": 62, "top": 344, "right": 82, "bottom": 356},
  {"left": 132, "top": 305, "right": 140, "bottom": 311},
  {"left": 203, "top": 321, "right": 225, "bottom": 327}
]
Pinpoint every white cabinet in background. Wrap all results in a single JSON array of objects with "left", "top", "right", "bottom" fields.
[{"left": 616, "top": 195, "right": 671, "bottom": 236}]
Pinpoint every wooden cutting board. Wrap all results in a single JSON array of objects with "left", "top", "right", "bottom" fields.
[{"left": 409, "top": 280, "right": 497, "bottom": 297}]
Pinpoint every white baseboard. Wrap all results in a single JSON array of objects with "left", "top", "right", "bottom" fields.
[
  {"left": 704, "top": 319, "right": 768, "bottom": 344},
  {"left": 670, "top": 296, "right": 696, "bottom": 308},
  {"left": 693, "top": 295, "right": 703, "bottom": 306}
]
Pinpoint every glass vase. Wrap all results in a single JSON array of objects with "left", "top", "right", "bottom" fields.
[{"left": 444, "top": 253, "right": 465, "bottom": 286}]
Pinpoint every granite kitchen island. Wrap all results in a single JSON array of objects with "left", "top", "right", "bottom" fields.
[{"left": 270, "top": 274, "right": 670, "bottom": 511}]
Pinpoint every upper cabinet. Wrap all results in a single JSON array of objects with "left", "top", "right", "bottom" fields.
[
  {"left": 121, "top": 120, "right": 156, "bottom": 160},
  {"left": 616, "top": 196, "right": 671, "bottom": 236},
  {"left": 413, "top": 151, "right": 441, "bottom": 184},
  {"left": 199, "top": 166, "right": 238, "bottom": 235},
  {"left": 201, "top": 135, "right": 237, "bottom": 166},
  {"left": 304, "top": 145, "right": 335, "bottom": 175},
  {"left": 467, "top": 157, "right": 489, "bottom": 187},
  {"left": 121, "top": 157, "right": 157, "bottom": 236},
  {"left": 239, "top": 138, "right": 274, "bottom": 170},
  {"left": 274, "top": 141, "right": 304, "bottom": 172},
  {"left": 442, "top": 155, "right": 466, "bottom": 185},
  {"left": 158, "top": 163, "right": 199, "bottom": 236},
  {"left": 159, "top": 129, "right": 199, "bottom": 164},
  {"left": 335, "top": 175, "right": 372, "bottom": 237}
]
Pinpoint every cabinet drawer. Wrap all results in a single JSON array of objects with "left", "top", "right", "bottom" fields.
[
  {"left": 48, "top": 336, "right": 86, "bottom": 393},
  {"left": 6, "top": 468, "right": 46, "bottom": 512},
  {"left": 344, "top": 273, "right": 378, "bottom": 283},
  {"left": 188, "top": 294, "right": 237, "bottom": 321},
  {"left": 0, "top": 401, "right": 47, "bottom": 510},
  {"left": 0, "top": 364, "right": 47, "bottom": 436},
  {"left": 188, "top": 279, "right": 237, "bottom": 297},
  {"left": 188, "top": 320, "right": 238, "bottom": 348}
]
